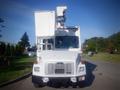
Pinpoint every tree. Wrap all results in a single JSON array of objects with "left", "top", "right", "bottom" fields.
[
  {"left": 83, "top": 37, "right": 97, "bottom": 52},
  {"left": 0, "top": 42, "right": 6, "bottom": 55},
  {"left": 0, "top": 42, "right": 14, "bottom": 66},
  {"left": 5, "top": 43, "right": 11, "bottom": 56},
  {"left": 107, "top": 40, "right": 114, "bottom": 54},
  {"left": 10, "top": 45, "right": 15, "bottom": 56},
  {"left": 83, "top": 31, "right": 120, "bottom": 54},
  {"left": 15, "top": 44, "right": 23, "bottom": 56},
  {"left": 18, "top": 32, "right": 30, "bottom": 51},
  {"left": 109, "top": 32, "right": 120, "bottom": 52}
]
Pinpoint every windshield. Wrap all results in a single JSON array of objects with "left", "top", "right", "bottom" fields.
[{"left": 55, "top": 36, "right": 79, "bottom": 49}]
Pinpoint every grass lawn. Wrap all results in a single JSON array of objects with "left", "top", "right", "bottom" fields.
[
  {"left": 83, "top": 52, "right": 120, "bottom": 62},
  {"left": 0, "top": 57, "right": 35, "bottom": 84}
]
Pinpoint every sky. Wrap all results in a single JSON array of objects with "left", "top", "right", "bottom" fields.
[{"left": 0, "top": 0, "right": 120, "bottom": 45}]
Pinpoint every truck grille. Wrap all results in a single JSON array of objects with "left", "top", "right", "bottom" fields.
[{"left": 45, "top": 62, "right": 74, "bottom": 75}]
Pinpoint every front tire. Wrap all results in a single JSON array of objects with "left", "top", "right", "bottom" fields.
[
  {"left": 78, "top": 81, "right": 86, "bottom": 88},
  {"left": 33, "top": 83, "right": 44, "bottom": 88},
  {"left": 71, "top": 83, "right": 77, "bottom": 88}
]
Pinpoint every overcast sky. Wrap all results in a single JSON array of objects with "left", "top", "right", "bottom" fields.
[{"left": 0, "top": 0, "right": 120, "bottom": 45}]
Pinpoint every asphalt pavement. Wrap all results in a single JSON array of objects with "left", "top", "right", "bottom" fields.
[{"left": 0, "top": 59, "right": 120, "bottom": 90}]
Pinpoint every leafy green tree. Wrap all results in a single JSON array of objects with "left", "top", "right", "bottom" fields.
[
  {"left": 83, "top": 37, "right": 97, "bottom": 52},
  {"left": 15, "top": 44, "right": 23, "bottom": 56},
  {"left": 5, "top": 43, "right": 11, "bottom": 56},
  {"left": 107, "top": 40, "right": 114, "bottom": 54},
  {"left": 18, "top": 32, "right": 30, "bottom": 53},
  {"left": 0, "top": 42, "right": 6, "bottom": 56},
  {"left": 83, "top": 31, "right": 120, "bottom": 54},
  {"left": 4, "top": 43, "right": 11, "bottom": 66},
  {"left": 107, "top": 32, "right": 120, "bottom": 53},
  {"left": 10, "top": 44, "right": 15, "bottom": 57},
  {"left": 95, "top": 37, "right": 107, "bottom": 52}
]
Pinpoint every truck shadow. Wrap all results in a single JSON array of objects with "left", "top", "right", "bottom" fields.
[
  {"left": 47, "top": 61, "right": 97, "bottom": 88},
  {"left": 85, "top": 61, "right": 97, "bottom": 87}
]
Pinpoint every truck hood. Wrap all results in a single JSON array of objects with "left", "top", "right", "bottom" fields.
[{"left": 38, "top": 50, "right": 80, "bottom": 62}]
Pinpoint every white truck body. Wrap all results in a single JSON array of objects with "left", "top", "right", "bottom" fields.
[{"left": 32, "top": 6, "right": 86, "bottom": 87}]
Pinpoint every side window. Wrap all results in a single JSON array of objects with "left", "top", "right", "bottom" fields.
[{"left": 43, "top": 39, "right": 54, "bottom": 50}]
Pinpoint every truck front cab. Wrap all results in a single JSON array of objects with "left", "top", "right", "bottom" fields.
[{"left": 32, "top": 6, "right": 86, "bottom": 87}]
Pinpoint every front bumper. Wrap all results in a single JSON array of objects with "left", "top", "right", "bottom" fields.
[{"left": 32, "top": 75, "right": 85, "bottom": 85}]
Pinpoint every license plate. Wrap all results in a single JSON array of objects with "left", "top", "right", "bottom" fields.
[{"left": 55, "top": 69, "right": 64, "bottom": 74}]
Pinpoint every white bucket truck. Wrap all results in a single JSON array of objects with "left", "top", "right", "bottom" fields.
[{"left": 32, "top": 6, "right": 86, "bottom": 87}]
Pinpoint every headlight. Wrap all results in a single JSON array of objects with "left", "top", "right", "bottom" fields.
[
  {"left": 34, "top": 67, "right": 40, "bottom": 72},
  {"left": 79, "top": 67, "right": 84, "bottom": 72}
]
